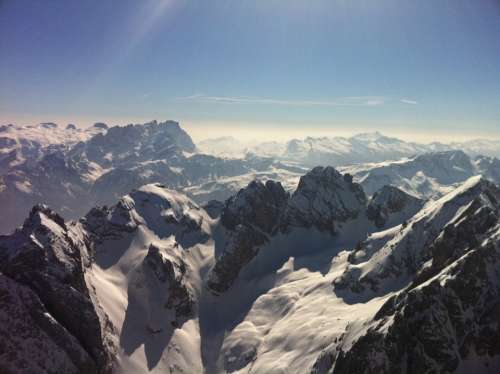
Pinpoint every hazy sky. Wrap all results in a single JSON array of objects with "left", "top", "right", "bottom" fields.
[{"left": 1, "top": 0, "right": 500, "bottom": 141}]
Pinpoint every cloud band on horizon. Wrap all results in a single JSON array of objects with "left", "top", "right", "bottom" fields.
[{"left": 178, "top": 94, "right": 418, "bottom": 107}]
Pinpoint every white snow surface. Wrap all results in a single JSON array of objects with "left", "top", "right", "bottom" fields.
[{"left": 80, "top": 183, "right": 391, "bottom": 373}]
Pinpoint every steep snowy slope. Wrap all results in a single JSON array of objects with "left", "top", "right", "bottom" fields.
[
  {"left": 324, "top": 176, "right": 500, "bottom": 373},
  {"left": 82, "top": 184, "right": 216, "bottom": 373}
]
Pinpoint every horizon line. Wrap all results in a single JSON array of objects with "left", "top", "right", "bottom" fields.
[{"left": 2, "top": 116, "right": 500, "bottom": 145}]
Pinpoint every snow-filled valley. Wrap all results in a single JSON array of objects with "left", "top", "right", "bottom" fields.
[{"left": 2, "top": 120, "right": 500, "bottom": 374}]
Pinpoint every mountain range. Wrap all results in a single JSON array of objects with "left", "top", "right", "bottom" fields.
[
  {"left": 1, "top": 166, "right": 500, "bottom": 373},
  {"left": 198, "top": 131, "right": 500, "bottom": 164},
  {"left": 2, "top": 120, "right": 500, "bottom": 373},
  {"left": 2, "top": 121, "right": 500, "bottom": 235}
]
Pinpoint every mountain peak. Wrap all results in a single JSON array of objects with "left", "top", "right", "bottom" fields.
[
  {"left": 286, "top": 166, "right": 367, "bottom": 231},
  {"left": 24, "top": 203, "right": 67, "bottom": 231},
  {"left": 350, "top": 131, "right": 384, "bottom": 141}
]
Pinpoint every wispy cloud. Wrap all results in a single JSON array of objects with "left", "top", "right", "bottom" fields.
[
  {"left": 400, "top": 98, "right": 418, "bottom": 105},
  {"left": 177, "top": 94, "right": 387, "bottom": 107}
]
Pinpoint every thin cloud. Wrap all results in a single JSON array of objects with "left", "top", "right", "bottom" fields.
[
  {"left": 177, "top": 94, "right": 387, "bottom": 107},
  {"left": 400, "top": 99, "right": 418, "bottom": 105}
]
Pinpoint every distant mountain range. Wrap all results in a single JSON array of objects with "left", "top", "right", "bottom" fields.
[
  {"left": 2, "top": 121, "right": 500, "bottom": 235},
  {"left": 0, "top": 122, "right": 106, "bottom": 174},
  {"left": 198, "top": 131, "right": 500, "bottom": 164},
  {"left": 0, "top": 121, "right": 304, "bottom": 234}
]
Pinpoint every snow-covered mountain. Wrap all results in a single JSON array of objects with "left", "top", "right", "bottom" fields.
[
  {"left": 3, "top": 166, "right": 500, "bottom": 373},
  {"left": 3, "top": 120, "right": 500, "bottom": 241},
  {"left": 0, "top": 121, "right": 304, "bottom": 234},
  {"left": 0, "top": 122, "right": 106, "bottom": 174},
  {"left": 340, "top": 150, "right": 500, "bottom": 199},
  {"left": 329, "top": 175, "right": 500, "bottom": 373},
  {"left": 197, "top": 131, "right": 500, "bottom": 165},
  {"left": 282, "top": 132, "right": 431, "bottom": 166}
]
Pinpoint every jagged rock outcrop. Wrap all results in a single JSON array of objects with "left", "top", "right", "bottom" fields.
[
  {"left": 143, "top": 243, "right": 194, "bottom": 326},
  {"left": 285, "top": 167, "right": 366, "bottom": 232},
  {"left": 0, "top": 272, "right": 97, "bottom": 374},
  {"left": 0, "top": 205, "right": 116, "bottom": 373},
  {"left": 207, "top": 180, "right": 288, "bottom": 294},
  {"left": 221, "top": 180, "right": 289, "bottom": 233}
]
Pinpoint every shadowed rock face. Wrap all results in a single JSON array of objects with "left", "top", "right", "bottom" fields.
[
  {"left": 366, "top": 185, "right": 424, "bottom": 228},
  {"left": 207, "top": 224, "right": 268, "bottom": 294},
  {"left": 144, "top": 243, "right": 194, "bottom": 324},
  {"left": 221, "top": 179, "right": 289, "bottom": 234},
  {"left": 285, "top": 167, "right": 367, "bottom": 232},
  {"left": 0, "top": 272, "right": 96, "bottom": 374},
  {"left": 0, "top": 205, "right": 116, "bottom": 374},
  {"left": 203, "top": 199, "right": 225, "bottom": 219},
  {"left": 208, "top": 180, "right": 288, "bottom": 294}
]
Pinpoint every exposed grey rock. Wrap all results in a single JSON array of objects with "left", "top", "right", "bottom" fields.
[
  {"left": 221, "top": 180, "right": 289, "bottom": 234},
  {"left": 207, "top": 180, "right": 288, "bottom": 293},
  {"left": 144, "top": 243, "right": 194, "bottom": 325},
  {"left": 0, "top": 272, "right": 96, "bottom": 374},
  {"left": 285, "top": 166, "right": 366, "bottom": 232},
  {"left": 0, "top": 205, "right": 116, "bottom": 373},
  {"left": 367, "top": 185, "right": 424, "bottom": 228},
  {"left": 207, "top": 224, "right": 268, "bottom": 294},
  {"left": 203, "top": 199, "right": 225, "bottom": 219}
]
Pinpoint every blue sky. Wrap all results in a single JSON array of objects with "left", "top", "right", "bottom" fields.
[{"left": 1, "top": 0, "right": 500, "bottom": 141}]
